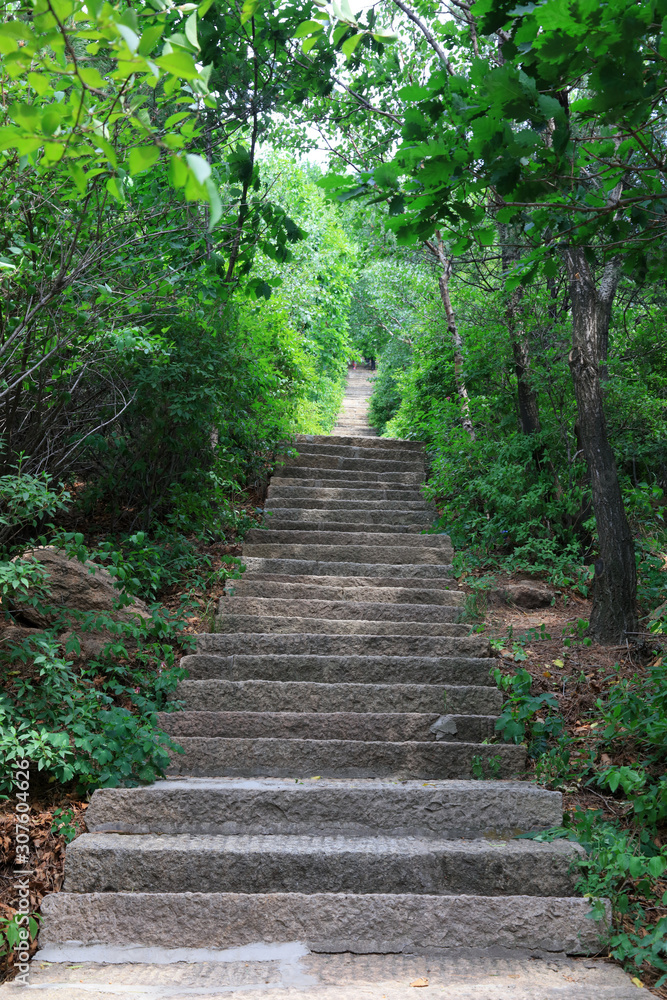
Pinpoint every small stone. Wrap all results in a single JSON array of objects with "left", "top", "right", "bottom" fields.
[{"left": 429, "top": 715, "right": 458, "bottom": 739}]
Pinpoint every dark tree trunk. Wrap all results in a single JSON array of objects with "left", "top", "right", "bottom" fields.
[
  {"left": 499, "top": 225, "right": 541, "bottom": 434},
  {"left": 564, "top": 249, "right": 637, "bottom": 643}
]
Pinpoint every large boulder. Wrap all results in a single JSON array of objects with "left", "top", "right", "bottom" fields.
[{"left": 9, "top": 547, "right": 149, "bottom": 655}]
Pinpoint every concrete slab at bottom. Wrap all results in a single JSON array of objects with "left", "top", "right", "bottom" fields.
[{"left": 5, "top": 952, "right": 640, "bottom": 999}]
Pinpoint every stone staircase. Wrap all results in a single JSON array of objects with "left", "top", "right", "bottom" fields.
[
  {"left": 330, "top": 366, "right": 376, "bottom": 437},
  {"left": 29, "top": 369, "right": 629, "bottom": 998}
]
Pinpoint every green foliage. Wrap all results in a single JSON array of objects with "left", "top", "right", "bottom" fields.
[
  {"left": 527, "top": 809, "right": 667, "bottom": 988},
  {"left": 368, "top": 336, "right": 412, "bottom": 435},
  {"left": 492, "top": 666, "right": 563, "bottom": 756},
  {"left": 50, "top": 807, "right": 79, "bottom": 844},
  {"left": 0, "top": 914, "right": 39, "bottom": 959}
]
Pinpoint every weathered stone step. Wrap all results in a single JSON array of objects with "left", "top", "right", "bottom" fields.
[
  {"left": 225, "top": 580, "right": 464, "bottom": 604},
  {"left": 264, "top": 509, "right": 433, "bottom": 526},
  {"left": 283, "top": 456, "right": 422, "bottom": 474},
  {"left": 242, "top": 558, "right": 453, "bottom": 579},
  {"left": 175, "top": 679, "right": 501, "bottom": 714},
  {"left": 212, "top": 614, "right": 468, "bottom": 636},
  {"left": 263, "top": 519, "right": 429, "bottom": 533},
  {"left": 292, "top": 444, "right": 422, "bottom": 464},
  {"left": 272, "top": 467, "right": 422, "bottom": 484},
  {"left": 166, "top": 736, "right": 525, "bottom": 780},
  {"left": 240, "top": 574, "right": 463, "bottom": 591},
  {"left": 244, "top": 544, "right": 445, "bottom": 566},
  {"left": 62, "top": 832, "right": 581, "bottom": 896},
  {"left": 160, "top": 710, "right": 496, "bottom": 744},
  {"left": 245, "top": 529, "right": 451, "bottom": 549},
  {"left": 296, "top": 436, "right": 420, "bottom": 451},
  {"left": 217, "top": 598, "right": 461, "bottom": 623},
  {"left": 84, "top": 777, "right": 563, "bottom": 838},
  {"left": 196, "top": 632, "right": 488, "bottom": 657},
  {"left": 271, "top": 477, "right": 423, "bottom": 492},
  {"left": 180, "top": 653, "right": 490, "bottom": 685},
  {"left": 267, "top": 485, "right": 426, "bottom": 501},
  {"left": 265, "top": 498, "right": 432, "bottom": 511},
  {"left": 38, "top": 890, "right": 608, "bottom": 956}
]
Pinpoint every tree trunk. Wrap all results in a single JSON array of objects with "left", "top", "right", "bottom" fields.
[
  {"left": 438, "top": 260, "right": 475, "bottom": 440},
  {"left": 564, "top": 248, "right": 637, "bottom": 643},
  {"left": 499, "top": 225, "right": 541, "bottom": 434},
  {"left": 424, "top": 237, "right": 475, "bottom": 440}
]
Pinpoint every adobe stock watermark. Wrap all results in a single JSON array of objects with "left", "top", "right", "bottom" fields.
[{"left": 11, "top": 759, "right": 34, "bottom": 985}]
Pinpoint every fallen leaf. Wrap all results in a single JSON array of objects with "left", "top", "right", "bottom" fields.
[
  {"left": 600, "top": 753, "right": 612, "bottom": 766},
  {"left": 631, "top": 976, "right": 643, "bottom": 987},
  {"left": 410, "top": 978, "right": 429, "bottom": 988},
  {"left": 543, "top": 670, "right": 552, "bottom": 678},
  {"left": 552, "top": 658, "right": 564, "bottom": 668}
]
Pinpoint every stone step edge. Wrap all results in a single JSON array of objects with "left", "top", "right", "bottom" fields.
[{"left": 38, "top": 892, "right": 610, "bottom": 956}]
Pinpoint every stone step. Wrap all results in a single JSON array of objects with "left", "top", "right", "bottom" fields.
[
  {"left": 243, "top": 541, "right": 446, "bottom": 567},
  {"left": 38, "top": 891, "right": 607, "bottom": 956},
  {"left": 25, "top": 951, "right": 638, "bottom": 999},
  {"left": 196, "top": 632, "right": 488, "bottom": 658},
  {"left": 272, "top": 466, "right": 423, "bottom": 484},
  {"left": 263, "top": 519, "right": 429, "bottom": 533},
  {"left": 212, "top": 614, "right": 469, "bottom": 636},
  {"left": 180, "top": 653, "right": 491, "bottom": 685},
  {"left": 293, "top": 444, "right": 422, "bottom": 464},
  {"left": 225, "top": 580, "right": 464, "bottom": 604},
  {"left": 242, "top": 558, "right": 454, "bottom": 578},
  {"left": 240, "top": 574, "right": 463, "bottom": 591},
  {"left": 166, "top": 736, "right": 525, "bottom": 780},
  {"left": 160, "top": 711, "right": 497, "bottom": 744},
  {"left": 266, "top": 498, "right": 432, "bottom": 511},
  {"left": 297, "top": 438, "right": 420, "bottom": 452},
  {"left": 243, "top": 544, "right": 447, "bottom": 565},
  {"left": 217, "top": 598, "right": 461, "bottom": 623},
  {"left": 264, "top": 509, "right": 433, "bottom": 526},
  {"left": 62, "top": 832, "right": 581, "bottom": 896},
  {"left": 245, "top": 529, "right": 452, "bottom": 549},
  {"left": 270, "top": 477, "right": 423, "bottom": 492},
  {"left": 175, "top": 679, "right": 501, "bottom": 714},
  {"left": 267, "top": 485, "right": 426, "bottom": 501},
  {"left": 283, "top": 456, "right": 422, "bottom": 474},
  {"left": 84, "top": 777, "right": 563, "bottom": 838}
]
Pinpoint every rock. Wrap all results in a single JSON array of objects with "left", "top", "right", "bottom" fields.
[
  {"left": 429, "top": 714, "right": 458, "bottom": 739},
  {"left": 496, "top": 581, "right": 555, "bottom": 608},
  {"left": 10, "top": 547, "right": 149, "bottom": 645}
]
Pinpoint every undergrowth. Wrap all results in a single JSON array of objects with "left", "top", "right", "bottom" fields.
[{"left": 489, "top": 619, "right": 667, "bottom": 991}]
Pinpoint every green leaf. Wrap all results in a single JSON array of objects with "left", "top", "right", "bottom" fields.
[
  {"left": 302, "top": 35, "right": 320, "bottom": 53},
  {"left": 473, "top": 226, "right": 496, "bottom": 247},
  {"left": 240, "top": 0, "right": 260, "bottom": 24},
  {"left": 128, "top": 144, "right": 160, "bottom": 175},
  {"left": 341, "top": 32, "right": 363, "bottom": 57},
  {"left": 205, "top": 177, "right": 222, "bottom": 229},
  {"left": 106, "top": 176, "right": 124, "bottom": 201},
  {"left": 156, "top": 49, "right": 198, "bottom": 77},
  {"left": 198, "top": 0, "right": 214, "bottom": 15},
  {"left": 295, "top": 20, "right": 323, "bottom": 38},
  {"left": 185, "top": 152, "right": 211, "bottom": 183},
  {"left": 648, "top": 856, "right": 666, "bottom": 878},
  {"left": 138, "top": 23, "right": 165, "bottom": 57},
  {"left": 184, "top": 12, "right": 199, "bottom": 49},
  {"left": 116, "top": 23, "right": 140, "bottom": 53}
]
